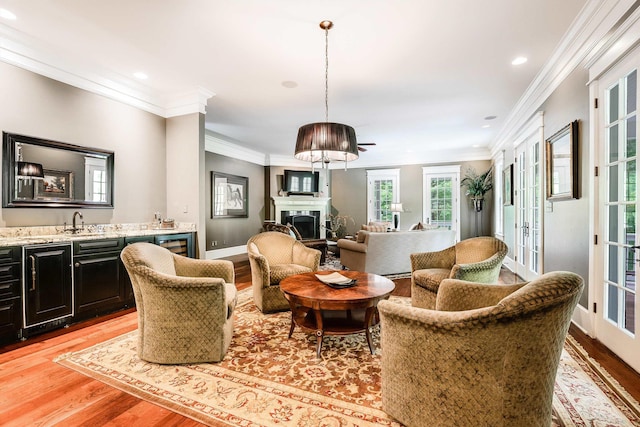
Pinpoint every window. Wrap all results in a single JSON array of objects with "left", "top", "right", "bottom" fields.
[
  {"left": 366, "top": 169, "right": 400, "bottom": 224},
  {"left": 423, "top": 166, "right": 460, "bottom": 241},
  {"left": 84, "top": 157, "right": 108, "bottom": 202}
]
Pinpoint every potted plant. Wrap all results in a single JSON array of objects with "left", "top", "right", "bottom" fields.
[
  {"left": 461, "top": 167, "right": 493, "bottom": 212},
  {"left": 324, "top": 214, "right": 354, "bottom": 240}
]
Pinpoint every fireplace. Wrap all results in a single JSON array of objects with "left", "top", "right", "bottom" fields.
[
  {"left": 272, "top": 196, "right": 330, "bottom": 239},
  {"left": 282, "top": 212, "right": 320, "bottom": 239}
]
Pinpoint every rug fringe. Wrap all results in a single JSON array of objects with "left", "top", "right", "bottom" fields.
[{"left": 564, "top": 334, "right": 640, "bottom": 418}]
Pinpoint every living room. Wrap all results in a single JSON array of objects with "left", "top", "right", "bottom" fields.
[{"left": 1, "top": 1, "right": 640, "bottom": 425}]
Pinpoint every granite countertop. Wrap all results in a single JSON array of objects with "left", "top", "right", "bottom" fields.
[{"left": 0, "top": 222, "right": 196, "bottom": 247}]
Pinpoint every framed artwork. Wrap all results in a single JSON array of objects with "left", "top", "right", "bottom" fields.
[
  {"left": 211, "top": 172, "right": 248, "bottom": 218},
  {"left": 35, "top": 169, "right": 74, "bottom": 200},
  {"left": 503, "top": 164, "right": 513, "bottom": 206},
  {"left": 546, "top": 120, "right": 579, "bottom": 201}
]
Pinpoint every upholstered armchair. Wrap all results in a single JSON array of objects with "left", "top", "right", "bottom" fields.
[
  {"left": 247, "top": 231, "right": 321, "bottom": 313},
  {"left": 411, "top": 236, "right": 508, "bottom": 308},
  {"left": 378, "top": 271, "right": 584, "bottom": 427},
  {"left": 121, "top": 242, "right": 237, "bottom": 364}
]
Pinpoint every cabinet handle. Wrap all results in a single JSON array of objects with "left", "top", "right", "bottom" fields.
[
  {"left": 29, "top": 255, "right": 36, "bottom": 292},
  {"left": 74, "top": 262, "right": 80, "bottom": 268}
]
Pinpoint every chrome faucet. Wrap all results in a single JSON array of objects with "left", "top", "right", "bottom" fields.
[{"left": 72, "top": 211, "right": 83, "bottom": 233}]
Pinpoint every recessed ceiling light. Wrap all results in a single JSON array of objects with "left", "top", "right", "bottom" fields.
[
  {"left": 133, "top": 72, "right": 148, "bottom": 80},
  {"left": 512, "top": 56, "right": 528, "bottom": 66},
  {"left": 0, "top": 8, "right": 17, "bottom": 20},
  {"left": 472, "top": 144, "right": 481, "bottom": 148},
  {"left": 282, "top": 81, "right": 298, "bottom": 88},
  {"left": 482, "top": 124, "right": 491, "bottom": 128}
]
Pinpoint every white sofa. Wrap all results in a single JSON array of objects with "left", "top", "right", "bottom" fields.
[{"left": 337, "top": 229, "right": 456, "bottom": 275}]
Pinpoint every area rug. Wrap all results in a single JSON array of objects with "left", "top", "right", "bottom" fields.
[{"left": 55, "top": 289, "right": 640, "bottom": 427}]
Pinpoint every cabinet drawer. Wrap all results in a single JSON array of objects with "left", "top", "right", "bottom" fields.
[
  {"left": 0, "top": 279, "right": 20, "bottom": 299},
  {"left": 0, "top": 297, "right": 22, "bottom": 343},
  {"left": 0, "top": 246, "right": 20, "bottom": 264},
  {"left": 0, "top": 263, "right": 20, "bottom": 282},
  {"left": 74, "top": 238, "right": 124, "bottom": 255}
]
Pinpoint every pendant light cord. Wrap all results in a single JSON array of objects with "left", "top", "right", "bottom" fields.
[{"left": 324, "top": 25, "right": 329, "bottom": 123}]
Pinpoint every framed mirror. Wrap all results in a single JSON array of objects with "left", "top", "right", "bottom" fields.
[
  {"left": 545, "top": 120, "right": 579, "bottom": 201},
  {"left": 2, "top": 132, "right": 114, "bottom": 208}
]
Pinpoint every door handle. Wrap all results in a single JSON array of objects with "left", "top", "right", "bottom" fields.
[{"left": 29, "top": 255, "right": 36, "bottom": 292}]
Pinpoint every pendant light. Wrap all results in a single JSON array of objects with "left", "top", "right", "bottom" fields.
[
  {"left": 294, "top": 20, "right": 358, "bottom": 168},
  {"left": 16, "top": 143, "right": 44, "bottom": 179}
]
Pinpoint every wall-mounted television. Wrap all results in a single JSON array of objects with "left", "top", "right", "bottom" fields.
[{"left": 283, "top": 169, "right": 319, "bottom": 195}]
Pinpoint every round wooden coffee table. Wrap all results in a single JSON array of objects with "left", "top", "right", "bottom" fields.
[{"left": 279, "top": 270, "right": 395, "bottom": 358}]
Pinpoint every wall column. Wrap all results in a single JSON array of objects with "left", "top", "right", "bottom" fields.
[{"left": 166, "top": 113, "right": 206, "bottom": 258}]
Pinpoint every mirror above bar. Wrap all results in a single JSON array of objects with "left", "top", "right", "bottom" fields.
[{"left": 2, "top": 132, "right": 114, "bottom": 208}]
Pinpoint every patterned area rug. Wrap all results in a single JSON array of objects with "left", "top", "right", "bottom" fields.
[{"left": 55, "top": 289, "right": 640, "bottom": 427}]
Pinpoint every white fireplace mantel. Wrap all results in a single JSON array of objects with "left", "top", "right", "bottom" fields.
[{"left": 272, "top": 196, "right": 331, "bottom": 239}]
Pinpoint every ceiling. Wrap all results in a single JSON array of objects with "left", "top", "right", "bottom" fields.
[{"left": 0, "top": 0, "right": 588, "bottom": 167}]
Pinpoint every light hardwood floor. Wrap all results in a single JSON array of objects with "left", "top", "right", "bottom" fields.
[{"left": 0, "top": 257, "right": 638, "bottom": 426}]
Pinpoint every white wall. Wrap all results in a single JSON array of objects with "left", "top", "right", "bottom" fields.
[{"left": 0, "top": 61, "right": 167, "bottom": 227}]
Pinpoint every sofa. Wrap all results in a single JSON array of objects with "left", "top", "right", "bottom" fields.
[{"left": 337, "top": 229, "right": 456, "bottom": 275}]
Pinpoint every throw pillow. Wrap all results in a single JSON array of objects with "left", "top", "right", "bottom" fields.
[
  {"left": 362, "top": 224, "right": 387, "bottom": 232},
  {"left": 411, "top": 222, "right": 426, "bottom": 230},
  {"left": 356, "top": 231, "right": 367, "bottom": 243}
]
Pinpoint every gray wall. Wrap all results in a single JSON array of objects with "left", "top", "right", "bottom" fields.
[
  {"left": 540, "top": 67, "right": 590, "bottom": 307},
  {"left": 205, "top": 152, "right": 265, "bottom": 250},
  {"left": 331, "top": 160, "right": 493, "bottom": 240},
  {"left": 501, "top": 67, "right": 589, "bottom": 307},
  {"left": 0, "top": 61, "right": 167, "bottom": 227}
]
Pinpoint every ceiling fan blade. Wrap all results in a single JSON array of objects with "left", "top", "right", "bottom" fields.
[
  {"left": 358, "top": 146, "right": 368, "bottom": 152},
  {"left": 357, "top": 143, "right": 376, "bottom": 146}
]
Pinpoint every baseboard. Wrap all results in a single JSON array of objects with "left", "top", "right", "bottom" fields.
[
  {"left": 502, "top": 256, "right": 515, "bottom": 272},
  {"left": 206, "top": 245, "right": 246, "bottom": 259}
]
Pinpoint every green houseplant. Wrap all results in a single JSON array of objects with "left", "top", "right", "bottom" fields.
[
  {"left": 324, "top": 214, "right": 355, "bottom": 240},
  {"left": 461, "top": 167, "right": 493, "bottom": 212}
]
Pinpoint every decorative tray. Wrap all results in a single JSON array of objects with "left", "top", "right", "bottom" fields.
[{"left": 315, "top": 272, "right": 357, "bottom": 288}]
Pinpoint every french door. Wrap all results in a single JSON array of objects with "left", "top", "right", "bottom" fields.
[
  {"left": 422, "top": 166, "right": 460, "bottom": 242},
  {"left": 514, "top": 127, "right": 543, "bottom": 281},
  {"left": 366, "top": 169, "right": 399, "bottom": 225},
  {"left": 596, "top": 52, "right": 640, "bottom": 373}
]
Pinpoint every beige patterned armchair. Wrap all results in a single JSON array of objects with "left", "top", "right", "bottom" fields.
[
  {"left": 121, "top": 242, "right": 237, "bottom": 364},
  {"left": 411, "top": 236, "right": 508, "bottom": 308},
  {"left": 247, "top": 231, "right": 321, "bottom": 313},
  {"left": 378, "top": 271, "right": 584, "bottom": 427}
]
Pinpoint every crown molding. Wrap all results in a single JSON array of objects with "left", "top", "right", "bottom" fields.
[
  {"left": 204, "top": 132, "right": 492, "bottom": 168},
  {"left": 0, "top": 23, "right": 213, "bottom": 118},
  {"left": 204, "top": 134, "right": 268, "bottom": 165},
  {"left": 490, "top": 0, "right": 638, "bottom": 158},
  {"left": 165, "top": 87, "right": 215, "bottom": 117}
]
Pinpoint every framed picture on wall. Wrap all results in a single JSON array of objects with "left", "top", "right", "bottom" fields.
[
  {"left": 34, "top": 169, "right": 74, "bottom": 200},
  {"left": 211, "top": 172, "right": 248, "bottom": 218},
  {"left": 546, "top": 120, "right": 579, "bottom": 201},
  {"left": 503, "top": 164, "right": 513, "bottom": 206}
]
